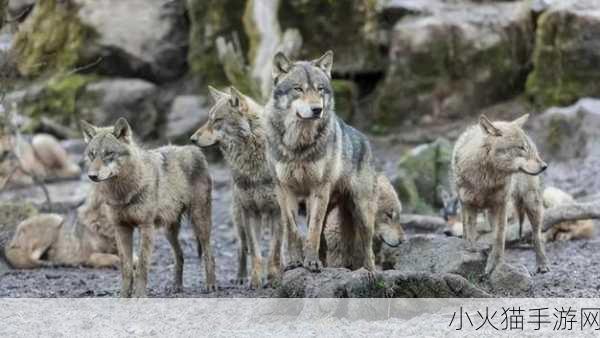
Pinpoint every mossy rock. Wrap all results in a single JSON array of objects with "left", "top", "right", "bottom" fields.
[
  {"left": 374, "top": 2, "right": 533, "bottom": 127},
  {"left": 392, "top": 170, "right": 422, "bottom": 214},
  {"left": 19, "top": 74, "right": 96, "bottom": 131},
  {"left": 332, "top": 80, "right": 358, "bottom": 123},
  {"left": 525, "top": 2, "right": 600, "bottom": 107},
  {"left": 278, "top": 0, "right": 382, "bottom": 74},
  {"left": 396, "top": 138, "right": 452, "bottom": 210},
  {"left": 186, "top": 0, "right": 247, "bottom": 88},
  {"left": 12, "top": 0, "right": 94, "bottom": 77},
  {"left": 0, "top": 201, "right": 39, "bottom": 249}
]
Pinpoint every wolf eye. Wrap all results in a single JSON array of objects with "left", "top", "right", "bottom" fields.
[
  {"left": 293, "top": 86, "right": 303, "bottom": 93},
  {"left": 88, "top": 151, "right": 96, "bottom": 159},
  {"left": 213, "top": 118, "right": 223, "bottom": 124},
  {"left": 518, "top": 146, "right": 527, "bottom": 152},
  {"left": 103, "top": 151, "right": 115, "bottom": 159},
  {"left": 317, "top": 85, "right": 325, "bottom": 93}
]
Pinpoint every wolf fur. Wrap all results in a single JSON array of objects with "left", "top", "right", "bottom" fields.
[
  {"left": 5, "top": 189, "right": 119, "bottom": 269},
  {"left": 264, "top": 51, "right": 378, "bottom": 272},
  {"left": 191, "top": 86, "right": 282, "bottom": 289},
  {"left": 543, "top": 187, "right": 594, "bottom": 241},
  {"left": 321, "top": 175, "right": 406, "bottom": 269},
  {"left": 0, "top": 133, "right": 80, "bottom": 188},
  {"left": 81, "top": 118, "right": 215, "bottom": 297},
  {"left": 451, "top": 114, "right": 548, "bottom": 274}
]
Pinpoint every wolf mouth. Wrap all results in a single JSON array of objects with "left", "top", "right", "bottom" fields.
[
  {"left": 296, "top": 112, "right": 321, "bottom": 120},
  {"left": 379, "top": 234, "right": 402, "bottom": 248},
  {"left": 519, "top": 167, "right": 545, "bottom": 176}
]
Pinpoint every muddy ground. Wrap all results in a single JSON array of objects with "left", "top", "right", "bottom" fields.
[{"left": 1, "top": 132, "right": 599, "bottom": 298}]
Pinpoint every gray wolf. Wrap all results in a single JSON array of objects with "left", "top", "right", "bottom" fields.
[
  {"left": 5, "top": 189, "right": 119, "bottom": 269},
  {"left": 81, "top": 118, "right": 215, "bottom": 297},
  {"left": 1, "top": 133, "right": 80, "bottom": 188},
  {"left": 451, "top": 114, "right": 548, "bottom": 274},
  {"left": 190, "top": 86, "right": 282, "bottom": 289},
  {"left": 265, "top": 50, "right": 378, "bottom": 272},
  {"left": 322, "top": 174, "right": 406, "bottom": 269}
]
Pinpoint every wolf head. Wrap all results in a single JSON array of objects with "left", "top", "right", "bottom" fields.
[
  {"left": 479, "top": 114, "right": 548, "bottom": 176},
  {"left": 80, "top": 118, "right": 134, "bottom": 182},
  {"left": 5, "top": 214, "right": 64, "bottom": 267},
  {"left": 270, "top": 51, "right": 334, "bottom": 121},
  {"left": 374, "top": 176, "right": 407, "bottom": 247},
  {"left": 190, "top": 86, "right": 255, "bottom": 147}
]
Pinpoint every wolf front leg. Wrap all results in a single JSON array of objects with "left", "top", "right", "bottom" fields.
[
  {"left": 245, "top": 212, "right": 264, "bottom": 289},
  {"left": 266, "top": 211, "right": 283, "bottom": 283},
  {"left": 276, "top": 185, "right": 303, "bottom": 270},
  {"left": 485, "top": 203, "right": 507, "bottom": 275},
  {"left": 525, "top": 202, "right": 550, "bottom": 273},
  {"left": 232, "top": 201, "right": 248, "bottom": 285},
  {"left": 134, "top": 224, "right": 154, "bottom": 298},
  {"left": 352, "top": 190, "right": 377, "bottom": 272},
  {"left": 304, "top": 183, "right": 332, "bottom": 272},
  {"left": 114, "top": 224, "right": 134, "bottom": 298}
]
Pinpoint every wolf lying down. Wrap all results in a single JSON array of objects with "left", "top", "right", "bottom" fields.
[{"left": 5, "top": 189, "right": 119, "bottom": 269}]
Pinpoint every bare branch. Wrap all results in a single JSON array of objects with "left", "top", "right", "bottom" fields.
[{"left": 542, "top": 200, "right": 600, "bottom": 232}]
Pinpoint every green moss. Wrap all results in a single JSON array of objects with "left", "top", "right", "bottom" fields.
[
  {"left": 0, "top": 202, "right": 38, "bottom": 233},
  {"left": 332, "top": 80, "right": 357, "bottom": 123},
  {"left": 186, "top": 0, "right": 247, "bottom": 88},
  {"left": 20, "top": 74, "right": 96, "bottom": 127},
  {"left": 12, "top": 0, "right": 93, "bottom": 77}
]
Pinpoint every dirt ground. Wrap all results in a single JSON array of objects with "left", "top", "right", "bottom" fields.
[{"left": 1, "top": 135, "right": 599, "bottom": 298}]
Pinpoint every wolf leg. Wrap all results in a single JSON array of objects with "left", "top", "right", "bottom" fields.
[
  {"left": 191, "top": 177, "right": 216, "bottom": 292},
  {"left": 266, "top": 211, "right": 282, "bottom": 283},
  {"left": 304, "top": 183, "right": 332, "bottom": 272},
  {"left": 245, "top": 213, "right": 264, "bottom": 289},
  {"left": 485, "top": 204, "right": 507, "bottom": 275},
  {"left": 134, "top": 224, "right": 154, "bottom": 298},
  {"left": 276, "top": 185, "right": 302, "bottom": 270},
  {"left": 233, "top": 201, "right": 248, "bottom": 285},
  {"left": 165, "top": 222, "right": 184, "bottom": 293},
  {"left": 114, "top": 224, "right": 134, "bottom": 298},
  {"left": 526, "top": 203, "right": 550, "bottom": 273}
]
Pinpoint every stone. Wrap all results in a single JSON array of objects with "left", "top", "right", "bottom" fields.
[
  {"left": 278, "top": 267, "right": 490, "bottom": 298},
  {"left": 526, "top": 0, "right": 600, "bottom": 107},
  {"left": 374, "top": 1, "right": 533, "bottom": 129},
  {"left": 488, "top": 261, "right": 533, "bottom": 295},
  {"left": 165, "top": 95, "right": 209, "bottom": 143},
  {"left": 0, "top": 201, "right": 38, "bottom": 250}
]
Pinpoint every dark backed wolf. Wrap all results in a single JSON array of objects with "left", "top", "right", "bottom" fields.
[
  {"left": 264, "top": 50, "right": 378, "bottom": 272},
  {"left": 81, "top": 118, "right": 215, "bottom": 297}
]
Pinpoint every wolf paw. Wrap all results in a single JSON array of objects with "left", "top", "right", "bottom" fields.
[
  {"left": 284, "top": 260, "right": 303, "bottom": 272},
  {"left": 536, "top": 264, "right": 550, "bottom": 274},
  {"left": 167, "top": 284, "right": 183, "bottom": 294},
  {"left": 249, "top": 277, "right": 263, "bottom": 290},
  {"left": 303, "top": 258, "right": 322, "bottom": 272},
  {"left": 204, "top": 283, "right": 217, "bottom": 293},
  {"left": 356, "top": 267, "right": 376, "bottom": 285},
  {"left": 232, "top": 277, "right": 248, "bottom": 285}
]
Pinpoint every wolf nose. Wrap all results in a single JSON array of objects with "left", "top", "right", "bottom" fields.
[
  {"left": 541, "top": 163, "right": 548, "bottom": 172},
  {"left": 88, "top": 174, "right": 99, "bottom": 182},
  {"left": 311, "top": 107, "right": 322, "bottom": 118},
  {"left": 190, "top": 137, "right": 198, "bottom": 145}
]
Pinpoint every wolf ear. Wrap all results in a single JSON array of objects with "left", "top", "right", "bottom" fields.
[
  {"left": 312, "top": 50, "right": 334, "bottom": 77},
  {"left": 208, "top": 85, "right": 228, "bottom": 103},
  {"left": 479, "top": 115, "right": 502, "bottom": 137},
  {"left": 228, "top": 86, "right": 248, "bottom": 113},
  {"left": 113, "top": 117, "right": 132, "bottom": 143},
  {"left": 272, "top": 52, "right": 292, "bottom": 82},
  {"left": 512, "top": 113, "right": 529, "bottom": 128},
  {"left": 80, "top": 120, "right": 98, "bottom": 143}
]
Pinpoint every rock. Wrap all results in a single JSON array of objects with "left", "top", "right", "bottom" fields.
[
  {"left": 186, "top": 0, "right": 246, "bottom": 87},
  {"left": 488, "top": 262, "right": 532, "bottom": 295},
  {"left": 278, "top": 267, "right": 490, "bottom": 298},
  {"left": 78, "top": 79, "right": 159, "bottom": 139},
  {"left": 0, "top": 201, "right": 38, "bottom": 250},
  {"left": 374, "top": 1, "right": 533, "bottom": 128},
  {"left": 13, "top": 0, "right": 188, "bottom": 83},
  {"left": 391, "top": 171, "right": 421, "bottom": 214},
  {"left": 0, "top": 180, "right": 90, "bottom": 214},
  {"left": 165, "top": 95, "right": 209, "bottom": 143},
  {"left": 396, "top": 138, "right": 452, "bottom": 210},
  {"left": 393, "top": 235, "right": 488, "bottom": 279},
  {"left": 531, "top": 98, "right": 600, "bottom": 161},
  {"left": 279, "top": 0, "right": 382, "bottom": 74},
  {"left": 331, "top": 80, "right": 358, "bottom": 123},
  {"left": 526, "top": 0, "right": 600, "bottom": 107}
]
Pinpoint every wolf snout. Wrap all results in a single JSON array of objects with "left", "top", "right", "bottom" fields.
[{"left": 311, "top": 107, "right": 323, "bottom": 118}]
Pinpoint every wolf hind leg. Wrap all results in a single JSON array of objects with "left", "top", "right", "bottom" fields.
[
  {"left": 165, "top": 221, "right": 184, "bottom": 293},
  {"left": 191, "top": 176, "right": 216, "bottom": 292},
  {"left": 350, "top": 187, "right": 377, "bottom": 272},
  {"left": 266, "top": 211, "right": 282, "bottom": 284}
]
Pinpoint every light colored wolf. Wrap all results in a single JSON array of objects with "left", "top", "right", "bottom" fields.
[
  {"left": 5, "top": 188, "right": 119, "bottom": 269},
  {"left": 322, "top": 174, "right": 406, "bottom": 269},
  {"left": 265, "top": 51, "right": 378, "bottom": 272},
  {"left": 451, "top": 114, "right": 548, "bottom": 275},
  {"left": 81, "top": 118, "right": 215, "bottom": 297},
  {"left": 190, "top": 86, "right": 282, "bottom": 289}
]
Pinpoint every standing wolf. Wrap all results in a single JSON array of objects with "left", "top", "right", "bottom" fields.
[
  {"left": 81, "top": 118, "right": 215, "bottom": 297},
  {"left": 265, "top": 51, "right": 378, "bottom": 272},
  {"left": 190, "top": 86, "right": 282, "bottom": 289},
  {"left": 452, "top": 114, "right": 548, "bottom": 275}
]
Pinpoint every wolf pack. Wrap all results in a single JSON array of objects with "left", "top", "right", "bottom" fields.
[{"left": 7, "top": 51, "right": 556, "bottom": 297}]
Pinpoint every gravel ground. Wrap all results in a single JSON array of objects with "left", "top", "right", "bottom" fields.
[{"left": 1, "top": 139, "right": 599, "bottom": 298}]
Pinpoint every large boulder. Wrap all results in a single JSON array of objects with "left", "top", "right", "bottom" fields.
[
  {"left": 164, "top": 95, "right": 209, "bottom": 143},
  {"left": 393, "top": 235, "right": 488, "bottom": 279},
  {"left": 374, "top": 1, "right": 533, "bottom": 129},
  {"left": 488, "top": 262, "right": 533, "bottom": 296},
  {"left": 13, "top": 0, "right": 189, "bottom": 83},
  {"left": 393, "top": 138, "right": 452, "bottom": 212},
  {"left": 278, "top": 267, "right": 490, "bottom": 298},
  {"left": 526, "top": 0, "right": 600, "bottom": 107},
  {"left": 531, "top": 98, "right": 600, "bottom": 161}
]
